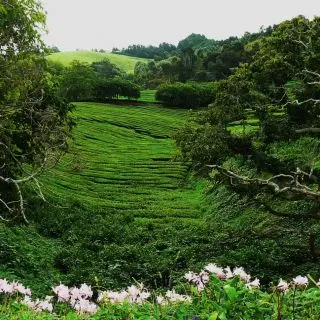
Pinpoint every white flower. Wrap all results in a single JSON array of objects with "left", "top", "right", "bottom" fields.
[
  {"left": 292, "top": 276, "right": 308, "bottom": 288},
  {"left": 78, "top": 283, "right": 93, "bottom": 299},
  {"left": 224, "top": 267, "right": 233, "bottom": 279},
  {"left": 52, "top": 283, "right": 70, "bottom": 302},
  {"left": 204, "top": 264, "right": 225, "bottom": 279},
  {"left": 156, "top": 295, "right": 166, "bottom": 305},
  {"left": 185, "top": 271, "right": 196, "bottom": 282},
  {"left": 277, "top": 279, "right": 290, "bottom": 292},
  {"left": 73, "top": 298, "right": 98, "bottom": 315},
  {"left": 246, "top": 278, "right": 260, "bottom": 290},
  {"left": 165, "top": 289, "right": 192, "bottom": 303},
  {"left": 233, "top": 267, "right": 251, "bottom": 283},
  {"left": 316, "top": 279, "right": 320, "bottom": 288}
]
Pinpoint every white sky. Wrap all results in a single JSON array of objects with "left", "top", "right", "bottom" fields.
[{"left": 41, "top": 0, "right": 320, "bottom": 52}]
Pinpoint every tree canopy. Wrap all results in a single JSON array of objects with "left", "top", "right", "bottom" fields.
[
  {"left": 175, "top": 16, "right": 320, "bottom": 276},
  {"left": 0, "top": 0, "right": 73, "bottom": 221}
]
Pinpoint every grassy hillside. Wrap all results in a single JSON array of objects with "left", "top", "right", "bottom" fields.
[
  {"left": 47, "top": 51, "right": 149, "bottom": 73},
  {"left": 41, "top": 103, "right": 202, "bottom": 220},
  {"left": 1, "top": 102, "right": 217, "bottom": 294}
]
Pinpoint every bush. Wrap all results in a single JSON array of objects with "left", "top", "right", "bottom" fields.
[
  {"left": 94, "top": 79, "right": 140, "bottom": 102},
  {"left": 155, "top": 83, "right": 215, "bottom": 108}
]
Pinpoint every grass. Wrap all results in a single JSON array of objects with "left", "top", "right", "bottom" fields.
[
  {"left": 47, "top": 51, "right": 150, "bottom": 73},
  {"left": 40, "top": 103, "right": 202, "bottom": 220},
  {"left": 1, "top": 102, "right": 212, "bottom": 295},
  {"left": 119, "top": 89, "right": 157, "bottom": 103}
]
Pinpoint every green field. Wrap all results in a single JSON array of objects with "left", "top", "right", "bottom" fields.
[
  {"left": 119, "top": 89, "right": 157, "bottom": 103},
  {"left": 41, "top": 103, "right": 202, "bottom": 221},
  {"left": 1, "top": 102, "right": 212, "bottom": 293},
  {"left": 47, "top": 51, "right": 149, "bottom": 73}
]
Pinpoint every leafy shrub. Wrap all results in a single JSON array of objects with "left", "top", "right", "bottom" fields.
[
  {"left": 155, "top": 83, "right": 215, "bottom": 108},
  {"left": 94, "top": 79, "right": 140, "bottom": 101}
]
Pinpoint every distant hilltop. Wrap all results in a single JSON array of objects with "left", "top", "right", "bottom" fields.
[{"left": 47, "top": 50, "right": 150, "bottom": 73}]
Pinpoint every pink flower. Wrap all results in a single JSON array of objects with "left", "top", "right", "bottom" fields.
[
  {"left": 233, "top": 267, "right": 251, "bottom": 283},
  {"left": 246, "top": 278, "right": 260, "bottom": 290},
  {"left": 292, "top": 276, "right": 308, "bottom": 288},
  {"left": 204, "top": 264, "right": 226, "bottom": 279},
  {"left": 224, "top": 267, "right": 234, "bottom": 279},
  {"left": 0, "top": 279, "right": 14, "bottom": 294},
  {"left": 185, "top": 271, "right": 197, "bottom": 282},
  {"left": 21, "top": 296, "right": 53, "bottom": 313},
  {"left": 70, "top": 287, "right": 81, "bottom": 304},
  {"left": 73, "top": 298, "right": 98, "bottom": 315},
  {"left": 277, "top": 279, "right": 290, "bottom": 292},
  {"left": 78, "top": 284, "right": 93, "bottom": 299},
  {"left": 52, "top": 283, "right": 70, "bottom": 302}
]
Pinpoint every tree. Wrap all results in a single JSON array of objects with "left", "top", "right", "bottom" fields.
[
  {"left": 94, "top": 79, "right": 140, "bottom": 101},
  {"left": 91, "top": 58, "right": 124, "bottom": 79},
  {"left": 60, "top": 61, "right": 98, "bottom": 102},
  {"left": 175, "top": 16, "right": 320, "bottom": 276},
  {"left": 0, "top": 0, "right": 73, "bottom": 221}
]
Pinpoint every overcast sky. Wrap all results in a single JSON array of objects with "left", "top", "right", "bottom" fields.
[{"left": 41, "top": 0, "right": 319, "bottom": 52}]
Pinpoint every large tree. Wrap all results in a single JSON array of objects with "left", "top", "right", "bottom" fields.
[
  {"left": 176, "top": 16, "right": 320, "bottom": 278},
  {"left": 0, "top": 0, "right": 72, "bottom": 221}
]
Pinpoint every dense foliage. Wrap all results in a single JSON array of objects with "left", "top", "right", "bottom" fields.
[
  {"left": 94, "top": 79, "right": 140, "bottom": 101},
  {"left": 0, "top": 0, "right": 72, "bottom": 219},
  {"left": 114, "top": 42, "right": 177, "bottom": 60},
  {"left": 155, "top": 83, "right": 215, "bottom": 108},
  {"left": 129, "top": 28, "right": 275, "bottom": 87},
  {"left": 175, "top": 16, "right": 320, "bottom": 280}
]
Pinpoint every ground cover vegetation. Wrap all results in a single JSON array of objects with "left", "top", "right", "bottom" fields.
[
  {"left": 1, "top": 0, "right": 320, "bottom": 318},
  {"left": 1, "top": 102, "right": 214, "bottom": 297}
]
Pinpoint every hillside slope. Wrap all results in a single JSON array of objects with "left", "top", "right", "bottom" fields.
[
  {"left": 41, "top": 103, "right": 203, "bottom": 221},
  {"left": 1, "top": 103, "right": 212, "bottom": 293},
  {"left": 47, "top": 51, "right": 149, "bottom": 73}
]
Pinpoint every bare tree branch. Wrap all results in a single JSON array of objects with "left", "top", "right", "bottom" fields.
[{"left": 207, "top": 165, "right": 320, "bottom": 203}]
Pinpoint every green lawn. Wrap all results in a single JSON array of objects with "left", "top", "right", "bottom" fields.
[{"left": 47, "top": 51, "right": 149, "bottom": 73}]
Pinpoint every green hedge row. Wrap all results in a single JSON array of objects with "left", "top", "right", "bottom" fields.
[{"left": 155, "top": 83, "right": 215, "bottom": 108}]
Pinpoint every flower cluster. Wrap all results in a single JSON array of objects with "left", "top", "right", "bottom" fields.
[
  {"left": 185, "top": 264, "right": 316, "bottom": 293},
  {"left": 0, "top": 263, "right": 319, "bottom": 316},
  {"left": 98, "top": 283, "right": 192, "bottom": 306},
  {"left": 185, "top": 264, "right": 259, "bottom": 291},
  {"left": 98, "top": 283, "right": 150, "bottom": 305},
  {"left": 164, "top": 289, "right": 192, "bottom": 304},
  {"left": 0, "top": 279, "right": 31, "bottom": 296},
  {"left": 52, "top": 283, "right": 98, "bottom": 315},
  {"left": 21, "top": 296, "right": 53, "bottom": 313}
]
